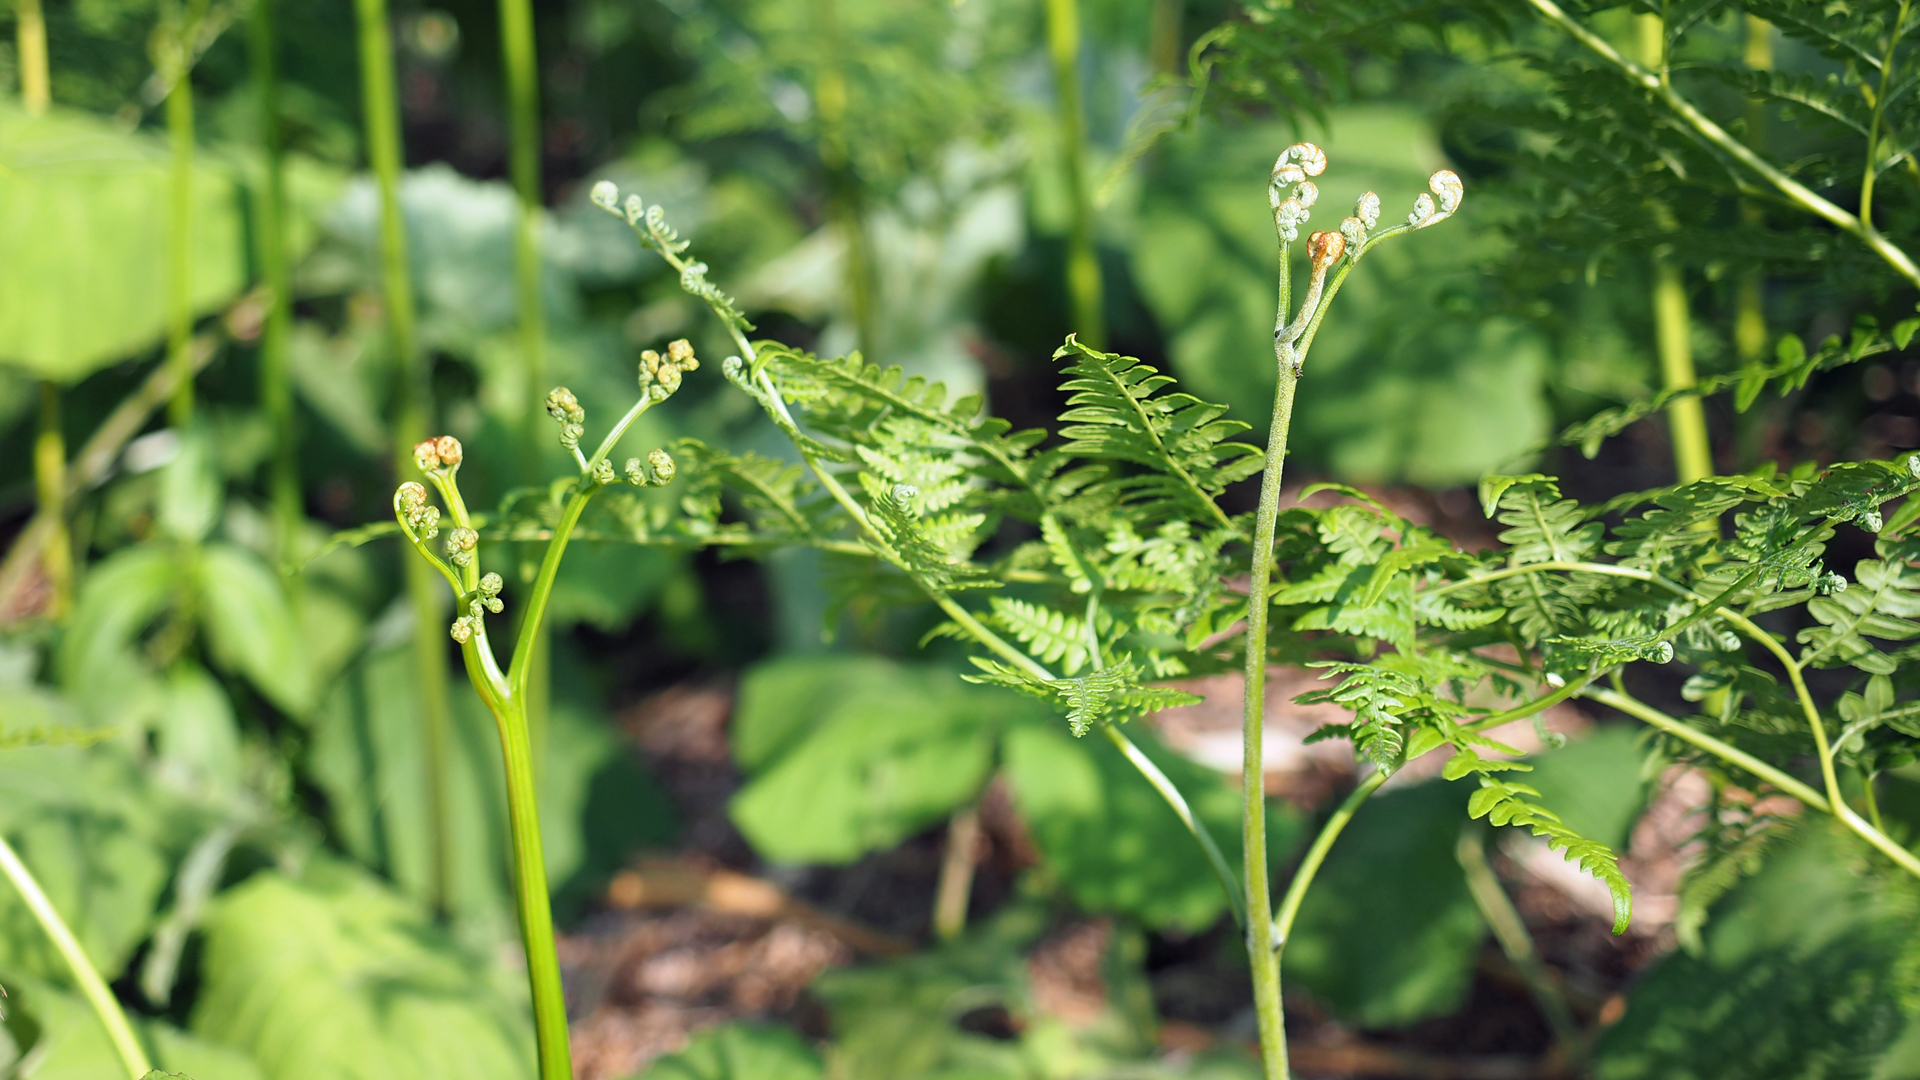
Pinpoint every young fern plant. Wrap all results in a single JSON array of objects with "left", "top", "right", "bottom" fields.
[
  {"left": 389, "top": 356, "right": 690, "bottom": 1080},
  {"left": 585, "top": 151, "right": 1483, "bottom": 1080}
]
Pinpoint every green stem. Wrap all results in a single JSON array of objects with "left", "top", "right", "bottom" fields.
[
  {"left": 1653, "top": 253, "right": 1712, "bottom": 482},
  {"left": 497, "top": 0, "right": 550, "bottom": 772},
  {"left": 1586, "top": 685, "right": 1827, "bottom": 808},
  {"left": 0, "top": 834, "right": 152, "bottom": 1080},
  {"left": 1524, "top": 0, "right": 1920, "bottom": 288},
  {"left": 249, "top": 0, "right": 300, "bottom": 570},
  {"left": 1270, "top": 769, "right": 1384, "bottom": 954},
  {"left": 355, "top": 0, "right": 455, "bottom": 923},
  {"left": 1245, "top": 283, "right": 1302, "bottom": 1080},
  {"left": 16, "top": 0, "right": 49, "bottom": 113},
  {"left": 812, "top": 0, "right": 879, "bottom": 360},
  {"left": 1046, "top": 0, "right": 1103, "bottom": 349},
  {"left": 487, "top": 693, "right": 570, "bottom": 1080},
  {"left": 165, "top": 6, "right": 200, "bottom": 429},
  {"left": 1455, "top": 825, "right": 1581, "bottom": 1048},
  {"left": 1860, "top": 2, "right": 1911, "bottom": 230},
  {"left": 34, "top": 382, "right": 71, "bottom": 620},
  {"left": 1863, "top": 769, "right": 1888, "bottom": 835}
]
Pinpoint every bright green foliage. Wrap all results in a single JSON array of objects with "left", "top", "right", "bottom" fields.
[
  {"left": 1002, "top": 723, "right": 1291, "bottom": 930},
  {"left": 0, "top": 105, "right": 244, "bottom": 381},
  {"left": 727, "top": 656, "right": 1019, "bottom": 863},
  {"left": 1595, "top": 823, "right": 1920, "bottom": 1080},
  {"left": 0, "top": 976, "right": 265, "bottom": 1080},
  {"left": 309, "top": 641, "right": 674, "bottom": 933},
  {"left": 0, "top": 744, "right": 200, "bottom": 984},
  {"left": 1051, "top": 339, "right": 1261, "bottom": 530},
  {"left": 191, "top": 862, "right": 535, "bottom": 1080},
  {"left": 626, "top": 1024, "right": 821, "bottom": 1080}
]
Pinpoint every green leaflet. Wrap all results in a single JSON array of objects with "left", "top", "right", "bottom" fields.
[
  {"left": 1797, "top": 558, "right": 1920, "bottom": 674},
  {"left": 1485, "top": 476, "right": 1601, "bottom": 564}
]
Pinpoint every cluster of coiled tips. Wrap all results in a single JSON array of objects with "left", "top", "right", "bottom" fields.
[
  {"left": 546, "top": 387, "right": 586, "bottom": 452},
  {"left": 639, "top": 339, "right": 700, "bottom": 402},
  {"left": 413, "top": 435, "right": 463, "bottom": 474},
  {"left": 1269, "top": 140, "right": 1465, "bottom": 267},
  {"left": 451, "top": 572, "right": 505, "bottom": 644},
  {"left": 396, "top": 481, "right": 440, "bottom": 540}
]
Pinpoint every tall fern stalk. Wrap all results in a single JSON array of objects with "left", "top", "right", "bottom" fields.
[
  {"left": 1245, "top": 146, "right": 1464, "bottom": 1078},
  {"left": 0, "top": 835, "right": 152, "bottom": 1080},
  {"left": 15, "top": 0, "right": 48, "bottom": 112},
  {"left": 353, "top": 0, "right": 458, "bottom": 922},
  {"left": 250, "top": 0, "right": 299, "bottom": 566},
  {"left": 163, "top": 0, "right": 209, "bottom": 428},
  {"left": 1045, "top": 0, "right": 1104, "bottom": 349}
]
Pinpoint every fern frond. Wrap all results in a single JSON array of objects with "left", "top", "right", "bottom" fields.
[
  {"left": 963, "top": 655, "right": 1201, "bottom": 736},
  {"left": 1482, "top": 476, "right": 1601, "bottom": 564},
  {"left": 1444, "top": 745, "right": 1632, "bottom": 934},
  {"left": 1053, "top": 338, "right": 1260, "bottom": 530},
  {"left": 1295, "top": 662, "right": 1423, "bottom": 769},
  {"left": 862, "top": 477, "right": 995, "bottom": 592},
  {"left": 1798, "top": 558, "right": 1920, "bottom": 673}
]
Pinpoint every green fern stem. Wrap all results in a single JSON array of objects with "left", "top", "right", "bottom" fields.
[
  {"left": 354, "top": 0, "right": 458, "bottom": 928},
  {"left": 0, "top": 834, "right": 153, "bottom": 1080},
  {"left": 1859, "top": 0, "right": 1912, "bottom": 230},
  {"left": 1653, "top": 253, "right": 1712, "bottom": 483},
  {"left": 1045, "top": 0, "right": 1104, "bottom": 349},
  {"left": 1243, "top": 365, "right": 1300, "bottom": 1080},
  {"left": 249, "top": 0, "right": 300, "bottom": 569},
  {"left": 1269, "top": 767, "right": 1383, "bottom": 959},
  {"left": 497, "top": 0, "right": 552, "bottom": 793},
  {"left": 164, "top": 3, "right": 205, "bottom": 429}
]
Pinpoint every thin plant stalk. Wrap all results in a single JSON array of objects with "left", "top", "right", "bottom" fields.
[
  {"left": 932, "top": 804, "right": 981, "bottom": 939},
  {"left": 354, "top": 0, "right": 456, "bottom": 919},
  {"left": 1149, "top": 0, "right": 1184, "bottom": 75},
  {"left": 0, "top": 835, "right": 152, "bottom": 1080},
  {"left": 164, "top": 1, "right": 207, "bottom": 429},
  {"left": 1637, "top": 14, "right": 1712, "bottom": 483},
  {"left": 1734, "top": 16, "right": 1771, "bottom": 372},
  {"left": 34, "top": 382, "right": 71, "bottom": 620},
  {"left": 1456, "top": 826, "right": 1581, "bottom": 1048},
  {"left": 1045, "top": 0, "right": 1104, "bottom": 349},
  {"left": 497, "top": 0, "right": 552, "bottom": 770},
  {"left": 1858, "top": 1, "right": 1913, "bottom": 230},
  {"left": 15, "top": 0, "right": 49, "bottom": 113},
  {"left": 1243, "top": 291, "right": 1299, "bottom": 1080},
  {"left": 249, "top": 0, "right": 300, "bottom": 569},
  {"left": 813, "top": 0, "right": 879, "bottom": 360}
]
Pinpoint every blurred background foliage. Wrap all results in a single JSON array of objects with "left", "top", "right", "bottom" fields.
[{"left": 3, "top": 0, "right": 1920, "bottom": 1076}]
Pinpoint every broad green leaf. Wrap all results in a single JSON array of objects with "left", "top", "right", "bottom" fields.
[
  {"left": 729, "top": 660, "right": 1010, "bottom": 864},
  {"left": 0, "top": 976, "right": 267, "bottom": 1080},
  {"left": 1002, "top": 723, "right": 1295, "bottom": 931},
  {"left": 307, "top": 641, "right": 673, "bottom": 936},
  {"left": 196, "top": 543, "right": 313, "bottom": 716},
  {"left": 0, "top": 743, "right": 199, "bottom": 983},
  {"left": 190, "top": 861, "right": 535, "bottom": 1080},
  {"left": 731, "top": 655, "right": 906, "bottom": 772},
  {"left": 57, "top": 544, "right": 181, "bottom": 716},
  {"left": 157, "top": 427, "right": 223, "bottom": 544},
  {"left": 0, "top": 104, "right": 245, "bottom": 381},
  {"left": 1595, "top": 823, "right": 1920, "bottom": 1080},
  {"left": 627, "top": 1024, "right": 821, "bottom": 1080},
  {"left": 1284, "top": 779, "right": 1484, "bottom": 1027},
  {"left": 153, "top": 664, "right": 245, "bottom": 803}
]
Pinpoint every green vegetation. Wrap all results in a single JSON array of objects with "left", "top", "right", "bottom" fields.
[{"left": 4, "top": 2, "right": 1920, "bottom": 1079}]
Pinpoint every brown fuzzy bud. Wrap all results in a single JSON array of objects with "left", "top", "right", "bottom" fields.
[
  {"left": 1308, "top": 230, "right": 1347, "bottom": 269},
  {"left": 413, "top": 440, "right": 441, "bottom": 472},
  {"left": 397, "top": 481, "right": 428, "bottom": 510},
  {"left": 433, "top": 436, "right": 463, "bottom": 468}
]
